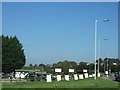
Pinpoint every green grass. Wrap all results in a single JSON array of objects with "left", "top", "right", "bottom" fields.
[{"left": 2, "top": 78, "right": 119, "bottom": 88}]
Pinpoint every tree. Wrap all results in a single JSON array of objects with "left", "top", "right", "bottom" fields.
[
  {"left": 52, "top": 60, "right": 77, "bottom": 74},
  {"left": 29, "top": 64, "right": 33, "bottom": 70},
  {"left": 2, "top": 35, "right": 26, "bottom": 73},
  {"left": 76, "top": 62, "right": 88, "bottom": 73}
]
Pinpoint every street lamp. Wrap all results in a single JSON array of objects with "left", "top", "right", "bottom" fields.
[
  {"left": 94, "top": 19, "right": 109, "bottom": 80},
  {"left": 98, "top": 39, "right": 108, "bottom": 77}
]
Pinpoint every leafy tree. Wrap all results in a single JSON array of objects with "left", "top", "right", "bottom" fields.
[
  {"left": 29, "top": 64, "right": 34, "bottom": 70},
  {"left": 52, "top": 60, "right": 77, "bottom": 74},
  {"left": 2, "top": 35, "right": 26, "bottom": 73},
  {"left": 76, "top": 62, "right": 88, "bottom": 73}
]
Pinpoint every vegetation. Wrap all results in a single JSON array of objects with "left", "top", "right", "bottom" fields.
[
  {"left": 23, "top": 58, "right": 120, "bottom": 75},
  {"left": 2, "top": 35, "right": 26, "bottom": 73},
  {"left": 2, "top": 78, "right": 119, "bottom": 88}
]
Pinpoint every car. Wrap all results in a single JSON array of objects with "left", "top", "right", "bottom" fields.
[
  {"left": 26, "top": 72, "right": 47, "bottom": 81},
  {"left": 114, "top": 71, "right": 120, "bottom": 81},
  {"left": 36, "top": 73, "right": 47, "bottom": 81},
  {"left": 51, "top": 75, "right": 57, "bottom": 80},
  {"left": 27, "top": 72, "right": 35, "bottom": 81},
  {"left": 2, "top": 73, "right": 12, "bottom": 79}
]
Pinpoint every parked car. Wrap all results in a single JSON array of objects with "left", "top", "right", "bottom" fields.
[
  {"left": 36, "top": 73, "right": 47, "bottom": 81},
  {"left": 114, "top": 71, "right": 120, "bottom": 81},
  {"left": 26, "top": 72, "right": 47, "bottom": 81},
  {"left": 27, "top": 72, "right": 34, "bottom": 81},
  {"left": 51, "top": 75, "right": 57, "bottom": 80},
  {"left": 2, "top": 73, "right": 12, "bottom": 79}
]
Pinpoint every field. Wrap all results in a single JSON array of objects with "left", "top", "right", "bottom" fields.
[{"left": 2, "top": 78, "right": 119, "bottom": 88}]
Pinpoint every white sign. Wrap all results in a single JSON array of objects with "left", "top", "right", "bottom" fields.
[
  {"left": 105, "top": 71, "right": 108, "bottom": 75},
  {"left": 17, "top": 72, "right": 21, "bottom": 74},
  {"left": 83, "top": 69, "right": 87, "bottom": 73},
  {"left": 55, "top": 68, "right": 62, "bottom": 72},
  {"left": 20, "top": 73, "right": 25, "bottom": 79},
  {"left": 65, "top": 75, "right": 69, "bottom": 81},
  {"left": 79, "top": 74, "right": 84, "bottom": 79},
  {"left": 57, "top": 75, "right": 61, "bottom": 81},
  {"left": 69, "top": 69, "right": 74, "bottom": 72},
  {"left": 84, "top": 73, "right": 88, "bottom": 78},
  {"left": 97, "top": 73, "right": 100, "bottom": 77},
  {"left": 47, "top": 75, "right": 52, "bottom": 82},
  {"left": 113, "top": 63, "right": 116, "bottom": 65},
  {"left": 89, "top": 75, "right": 93, "bottom": 78},
  {"left": 15, "top": 73, "right": 20, "bottom": 78},
  {"left": 74, "top": 74, "right": 78, "bottom": 80},
  {"left": 92, "top": 74, "right": 95, "bottom": 77}
]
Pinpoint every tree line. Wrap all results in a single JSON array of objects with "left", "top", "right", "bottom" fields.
[{"left": 23, "top": 58, "right": 120, "bottom": 75}]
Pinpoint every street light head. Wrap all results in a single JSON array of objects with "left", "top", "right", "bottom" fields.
[
  {"left": 103, "top": 19, "right": 110, "bottom": 22},
  {"left": 104, "top": 39, "right": 108, "bottom": 40}
]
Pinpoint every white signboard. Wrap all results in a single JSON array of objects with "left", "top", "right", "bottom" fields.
[
  {"left": 97, "top": 73, "right": 100, "bottom": 77},
  {"left": 74, "top": 74, "right": 78, "bottom": 80},
  {"left": 15, "top": 73, "right": 20, "bottom": 78},
  {"left": 79, "top": 74, "right": 84, "bottom": 79},
  {"left": 55, "top": 68, "right": 62, "bottom": 72},
  {"left": 17, "top": 72, "right": 21, "bottom": 74},
  {"left": 92, "top": 74, "right": 95, "bottom": 77},
  {"left": 20, "top": 73, "right": 25, "bottom": 79},
  {"left": 69, "top": 69, "right": 74, "bottom": 73},
  {"left": 113, "top": 63, "right": 116, "bottom": 65},
  {"left": 83, "top": 69, "right": 87, "bottom": 73},
  {"left": 84, "top": 73, "right": 88, "bottom": 78},
  {"left": 57, "top": 75, "right": 61, "bottom": 81},
  {"left": 105, "top": 71, "right": 108, "bottom": 75},
  {"left": 89, "top": 75, "right": 93, "bottom": 78},
  {"left": 65, "top": 75, "right": 69, "bottom": 81},
  {"left": 47, "top": 75, "right": 52, "bottom": 82}
]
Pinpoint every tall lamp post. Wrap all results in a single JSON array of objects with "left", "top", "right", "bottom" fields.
[
  {"left": 94, "top": 19, "right": 109, "bottom": 80},
  {"left": 98, "top": 39, "right": 108, "bottom": 77}
]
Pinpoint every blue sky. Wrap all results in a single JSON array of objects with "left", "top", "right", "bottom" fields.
[{"left": 2, "top": 2, "right": 118, "bottom": 65}]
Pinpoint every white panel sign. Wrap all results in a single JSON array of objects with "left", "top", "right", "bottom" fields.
[
  {"left": 83, "top": 69, "right": 87, "bottom": 73},
  {"left": 55, "top": 68, "right": 62, "bottom": 72},
  {"left": 97, "top": 73, "right": 100, "bottom": 77},
  {"left": 79, "top": 74, "right": 84, "bottom": 79},
  {"left": 89, "top": 75, "right": 93, "bottom": 78},
  {"left": 57, "top": 75, "right": 61, "bottom": 81},
  {"left": 69, "top": 69, "right": 74, "bottom": 72},
  {"left": 47, "top": 75, "right": 52, "bottom": 82},
  {"left": 105, "top": 71, "right": 108, "bottom": 75},
  {"left": 84, "top": 73, "right": 88, "bottom": 78},
  {"left": 15, "top": 73, "right": 20, "bottom": 78},
  {"left": 92, "top": 74, "right": 95, "bottom": 77},
  {"left": 17, "top": 72, "right": 21, "bottom": 74},
  {"left": 65, "top": 75, "right": 69, "bottom": 81},
  {"left": 20, "top": 73, "right": 25, "bottom": 79},
  {"left": 74, "top": 74, "right": 78, "bottom": 80}
]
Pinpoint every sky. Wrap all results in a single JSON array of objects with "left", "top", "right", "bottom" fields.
[{"left": 2, "top": 2, "right": 118, "bottom": 66}]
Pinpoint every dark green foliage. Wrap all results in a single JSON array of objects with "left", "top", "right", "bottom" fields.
[
  {"left": 2, "top": 35, "right": 26, "bottom": 73},
  {"left": 76, "top": 62, "right": 88, "bottom": 73},
  {"left": 51, "top": 60, "right": 77, "bottom": 75},
  {"left": 24, "top": 58, "right": 120, "bottom": 75}
]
